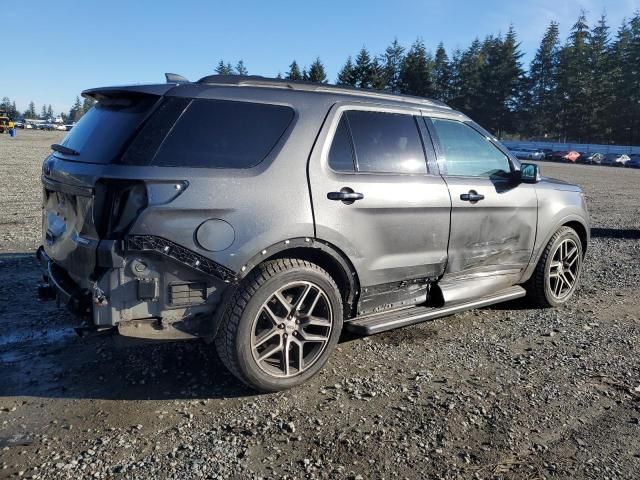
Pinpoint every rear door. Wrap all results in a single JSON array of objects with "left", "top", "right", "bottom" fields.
[
  {"left": 425, "top": 116, "right": 538, "bottom": 290},
  {"left": 308, "top": 104, "right": 451, "bottom": 288}
]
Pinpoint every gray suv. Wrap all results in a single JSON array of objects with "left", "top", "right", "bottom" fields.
[{"left": 38, "top": 74, "right": 589, "bottom": 391}]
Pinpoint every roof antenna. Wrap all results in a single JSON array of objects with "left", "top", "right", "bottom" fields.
[{"left": 165, "top": 73, "right": 189, "bottom": 84}]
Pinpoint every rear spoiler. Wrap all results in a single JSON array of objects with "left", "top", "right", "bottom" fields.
[{"left": 82, "top": 84, "right": 175, "bottom": 101}]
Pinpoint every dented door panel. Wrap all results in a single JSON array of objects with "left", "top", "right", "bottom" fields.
[{"left": 442, "top": 177, "right": 538, "bottom": 281}]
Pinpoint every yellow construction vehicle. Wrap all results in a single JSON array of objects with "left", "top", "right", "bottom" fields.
[{"left": 0, "top": 112, "right": 12, "bottom": 134}]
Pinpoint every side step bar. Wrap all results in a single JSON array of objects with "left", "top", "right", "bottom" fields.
[{"left": 345, "top": 285, "right": 526, "bottom": 335}]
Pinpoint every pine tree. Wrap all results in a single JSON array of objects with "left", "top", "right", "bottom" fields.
[
  {"left": 302, "top": 68, "right": 309, "bottom": 81},
  {"left": 215, "top": 60, "right": 234, "bottom": 75},
  {"left": 47, "top": 104, "right": 53, "bottom": 118},
  {"left": 399, "top": 39, "right": 434, "bottom": 97},
  {"left": 26, "top": 101, "right": 36, "bottom": 119},
  {"left": 557, "top": 12, "right": 591, "bottom": 141},
  {"left": 41, "top": 105, "right": 48, "bottom": 119},
  {"left": 382, "top": 39, "right": 405, "bottom": 92},
  {"left": 588, "top": 14, "right": 614, "bottom": 142},
  {"left": 336, "top": 56, "right": 357, "bottom": 86},
  {"left": 480, "top": 27, "right": 524, "bottom": 137},
  {"left": 0, "top": 97, "right": 10, "bottom": 113},
  {"left": 433, "top": 43, "right": 451, "bottom": 102},
  {"left": 449, "top": 39, "right": 486, "bottom": 122},
  {"left": 608, "top": 14, "right": 640, "bottom": 145},
  {"left": 369, "top": 57, "right": 388, "bottom": 90},
  {"left": 354, "top": 47, "right": 373, "bottom": 88},
  {"left": 286, "top": 60, "right": 302, "bottom": 80},
  {"left": 82, "top": 97, "right": 96, "bottom": 114},
  {"left": 11, "top": 101, "right": 18, "bottom": 118},
  {"left": 69, "top": 96, "right": 83, "bottom": 122},
  {"left": 528, "top": 21, "right": 561, "bottom": 138},
  {"left": 235, "top": 60, "right": 248, "bottom": 76},
  {"left": 308, "top": 57, "right": 328, "bottom": 83}
]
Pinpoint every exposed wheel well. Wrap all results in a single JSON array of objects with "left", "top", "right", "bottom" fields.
[
  {"left": 563, "top": 221, "right": 588, "bottom": 257},
  {"left": 262, "top": 246, "right": 359, "bottom": 318}
]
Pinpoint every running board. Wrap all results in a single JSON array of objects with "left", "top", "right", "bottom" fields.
[{"left": 345, "top": 285, "right": 526, "bottom": 335}]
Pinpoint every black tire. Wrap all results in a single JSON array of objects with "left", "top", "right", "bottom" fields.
[
  {"left": 526, "top": 226, "right": 583, "bottom": 307},
  {"left": 215, "top": 258, "right": 343, "bottom": 392}
]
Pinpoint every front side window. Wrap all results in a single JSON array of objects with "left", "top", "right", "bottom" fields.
[
  {"left": 345, "top": 110, "right": 427, "bottom": 174},
  {"left": 152, "top": 99, "right": 294, "bottom": 168},
  {"left": 430, "top": 118, "right": 511, "bottom": 178}
]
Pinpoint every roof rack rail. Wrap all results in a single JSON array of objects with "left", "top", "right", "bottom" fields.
[
  {"left": 165, "top": 73, "right": 190, "bottom": 84},
  {"left": 195, "top": 74, "right": 450, "bottom": 108}
]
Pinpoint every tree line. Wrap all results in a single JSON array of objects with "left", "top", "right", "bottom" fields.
[
  {"left": 3, "top": 11, "right": 639, "bottom": 144},
  {"left": 0, "top": 95, "right": 95, "bottom": 123},
  {"left": 216, "top": 11, "right": 640, "bottom": 145}
]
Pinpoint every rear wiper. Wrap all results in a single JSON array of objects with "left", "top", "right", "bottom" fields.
[{"left": 51, "top": 143, "right": 80, "bottom": 156}]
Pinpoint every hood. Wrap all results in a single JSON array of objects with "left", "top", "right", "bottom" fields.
[{"left": 539, "top": 176, "right": 582, "bottom": 193}]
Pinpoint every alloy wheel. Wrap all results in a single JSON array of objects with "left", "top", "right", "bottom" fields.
[
  {"left": 250, "top": 281, "right": 333, "bottom": 378},
  {"left": 548, "top": 238, "right": 580, "bottom": 299}
]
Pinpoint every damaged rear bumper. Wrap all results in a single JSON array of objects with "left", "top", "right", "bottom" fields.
[
  {"left": 36, "top": 246, "right": 94, "bottom": 321},
  {"left": 36, "top": 243, "right": 229, "bottom": 341}
]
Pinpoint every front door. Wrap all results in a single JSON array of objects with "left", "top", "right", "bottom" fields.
[
  {"left": 308, "top": 105, "right": 451, "bottom": 289},
  {"left": 426, "top": 116, "right": 538, "bottom": 293}
]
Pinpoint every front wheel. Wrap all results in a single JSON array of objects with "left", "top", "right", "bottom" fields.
[
  {"left": 215, "top": 258, "right": 343, "bottom": 392},
  {"left": 526, "top": 226, "right": 583, "bottom": 307}
]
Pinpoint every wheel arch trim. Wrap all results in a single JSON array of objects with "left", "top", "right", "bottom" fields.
[{"left": 235, "top": 237, "right": 361, "bottom": 316}]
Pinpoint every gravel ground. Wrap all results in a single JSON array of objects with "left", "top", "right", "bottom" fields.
[{"left": 0, "top": 130, "right": 639, "bottom": 479}]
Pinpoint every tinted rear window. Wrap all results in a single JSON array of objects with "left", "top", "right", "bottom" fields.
[
  {"left": 56, "top": 96, "right": 156, "bottom": 164},
  {"left": 151, "top": 99, "right": 294, "bottom": 168},
  {"left": 328, "top": 115, "right": 356, "bottom": 172}
]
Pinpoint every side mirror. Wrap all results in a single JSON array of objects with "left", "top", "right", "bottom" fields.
[{"left": 518, "top": 163, "right": 541, "bottom": 184}]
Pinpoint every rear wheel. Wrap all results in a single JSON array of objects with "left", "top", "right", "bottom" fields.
[
  {"left": 215, "top": 258, "right": 343, "bottom": 392},
  {"left": 526, "top": 226, "right": 583, "bottom": 307}
]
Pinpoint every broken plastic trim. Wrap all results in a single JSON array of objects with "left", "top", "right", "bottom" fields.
[{"left": 127, "top": 235, "right": 237, "bottom": 283}]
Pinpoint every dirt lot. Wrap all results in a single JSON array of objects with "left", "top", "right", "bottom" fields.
[{"left": 0, "top": 130, "right": 639, "bottom": 479}]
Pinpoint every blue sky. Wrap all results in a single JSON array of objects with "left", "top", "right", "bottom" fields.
[{"left": 2, "top": 0, "right": 639, "bottom": 114}]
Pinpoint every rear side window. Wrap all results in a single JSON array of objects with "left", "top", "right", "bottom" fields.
[
  {"left": 151, "top": 99, "right": 294, "bottom": 168},
  {"left": 346, "top": 110, "right": 426, "bottom": 174},
  {"left": 56, "top": 95, "right": 156, "bottom": 164},
  {"left": 328, "top": 116, "right": 356, "bottom": 171}
]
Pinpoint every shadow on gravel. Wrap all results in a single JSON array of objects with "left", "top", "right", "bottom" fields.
[
  {"left": 0, "top": 253, "right": 256, "bottom": 402},
  {"left": 590, "top": 227, "right": 640, "bottom": 239},
  {"left": 0, "top": 251, "right": 538, "bottom": 402}
]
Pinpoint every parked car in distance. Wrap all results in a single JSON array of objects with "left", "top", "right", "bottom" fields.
[
  {"left": 55, "top": 124, "right": 67, "bottom": 131},
  {"left": 37, "top": 74, "right": 590, "bottom": 392},
  {"left": 542, "top": 148, "right": 554, "bottom": 160},
  {"left": 577, "top": 152, "right": 604, "bottom": 165},
  {"left": 624, "top": 154, "right": 640, "bottom": 168},
  {"left": 601, "top": 153, "right": 630, "bottom": 167},
  {"left": 509, "top": 147, "right": 545, "bottom": 161},
  {"left": 13, "top": 120, "right": 25, "bottom": 129},
  {"left": 551, "top": 150, "right": 581, "bottom": 163}
]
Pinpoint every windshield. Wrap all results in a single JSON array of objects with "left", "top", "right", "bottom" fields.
[{"left": 56, "top": 95, "right": 157, "bottom": 164}]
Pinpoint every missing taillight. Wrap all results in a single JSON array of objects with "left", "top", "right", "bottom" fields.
[{"left": 94, "top": 180, "right": 148, "bottom": 239}]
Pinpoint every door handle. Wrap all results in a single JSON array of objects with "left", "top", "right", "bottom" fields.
[
  {"left": 327, "top": 187, "right": 364, "bottom": 204},
  {"left": 460, "top": 190, "right": 484, "bottom": 202}
]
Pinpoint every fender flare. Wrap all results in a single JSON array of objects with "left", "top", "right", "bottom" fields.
[{"left": 234, "top": 236, "right": 360, "bottom": 306}]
